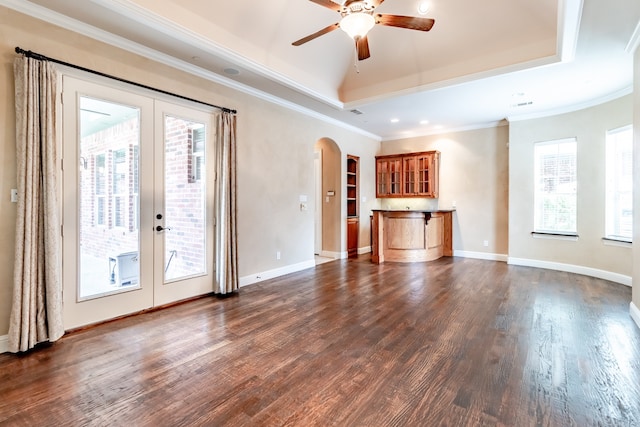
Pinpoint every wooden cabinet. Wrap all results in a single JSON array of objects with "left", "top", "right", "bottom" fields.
[
  {"left": 347, "top": 217, "right": 359, "bottom": 259},
  {"left": 376, "top": 156, "right": 402, "bottom": 197},
  {"left": 376, "top": 151, "right": 439, "bottom": 198},
  {"left": 371, "top": 210, "right": 453, "bottom": 264},
  {"left": 347, "top": 155, "right": 359, "bottom": 258}
]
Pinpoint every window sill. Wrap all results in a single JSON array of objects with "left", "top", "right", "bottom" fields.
[
  {"left": 602, "top": 237, "right": 632, "bottom": 247},
  {"left": 531, "top": 232, "right": 579, "bottom": 241}
]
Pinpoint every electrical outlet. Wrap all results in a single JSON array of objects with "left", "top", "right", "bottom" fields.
[
  {"left": 276, "top": 251, "right": 281, "bottom": 260},
  {"left": 483, "top": 240, "right": 489, "bottom": 247},
  {"left": 11, "top": 189, "right": 18, "bottom": 203}
]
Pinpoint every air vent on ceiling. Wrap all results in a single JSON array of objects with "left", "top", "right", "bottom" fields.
[
  {"left": 511, "top": 101, "right": 533, "bottom": 108},
  {"left": 350, "top": 109, "right": 364, "bottom": 115}
]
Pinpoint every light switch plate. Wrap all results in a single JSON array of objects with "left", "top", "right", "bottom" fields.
[{"left": 11, "top": 189, "right": 18, "bottom": 203}]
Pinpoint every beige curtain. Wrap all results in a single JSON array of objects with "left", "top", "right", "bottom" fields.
[
  {"left": 8, "top": 56, "right": 64, "bottom": 352},
  {"left": 214, "top": 111, "right": 239, "bottom": 294}
]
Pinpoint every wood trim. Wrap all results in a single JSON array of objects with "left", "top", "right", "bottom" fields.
[{"left": 371, "top": 210, "right": 452, "bottom": 264}]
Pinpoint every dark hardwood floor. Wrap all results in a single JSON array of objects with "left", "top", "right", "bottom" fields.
[{"left": 1, "top": 256, "right": 639, "bottom": 426}]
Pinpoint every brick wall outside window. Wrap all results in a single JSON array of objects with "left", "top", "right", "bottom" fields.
[{"left": 79, "top": 116, "right": 207, "bottom": 279}]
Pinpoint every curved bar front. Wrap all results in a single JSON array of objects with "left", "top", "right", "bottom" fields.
[{"left": 371, "top": 209, "right": 454, "bottom": 264}]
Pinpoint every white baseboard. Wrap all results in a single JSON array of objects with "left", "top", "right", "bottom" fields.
[
  {"left": 631, "top": 302, "right": 640, "bottom": 330},
  {"left": 0, "top": 335, "right": 8, "bottom": 354},
  {"left": 454, "top": 250, "right": 508, "bottom": 262},
  {"left": 508, "top": 257, "right": 632, "bottom": 287},
  {"left": 239, "top": 259, "right": 316, "bottom": 287}
]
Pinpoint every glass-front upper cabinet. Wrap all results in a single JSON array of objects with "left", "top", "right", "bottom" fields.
[
  {"left": 376, "top": 156, "right": 403, "bottom": 197},
  {"left": 376, "top": 151, "right": 440, "bottom": 199}
]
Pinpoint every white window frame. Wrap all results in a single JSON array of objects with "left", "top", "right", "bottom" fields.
[
  {"left": 533, "top": 137, "right": 578, "bottom": 235},
  {"left": 605, "top": 125, "right": 633, "bottom": 242}
]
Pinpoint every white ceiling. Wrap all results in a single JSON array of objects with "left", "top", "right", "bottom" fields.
[{"left": 7, "top": 0, "right": 640, "bottom": 140}]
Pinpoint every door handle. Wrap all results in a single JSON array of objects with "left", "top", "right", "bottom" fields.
[{"left": 155, "top": 225, "right": 171, "bottom": 232}]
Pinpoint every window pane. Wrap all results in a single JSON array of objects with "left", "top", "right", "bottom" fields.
[
  {"left": 164, "top": 116, "right": 207, "bottom": 282},
  {"left": 605, "top": 126, "right": 633, "bottom": 240},
  {"left": 79, "top": 96, "right": 140, "bottom": 299},
  {"left": 534, "top": 138, "right": 577, "bottom": 233}
]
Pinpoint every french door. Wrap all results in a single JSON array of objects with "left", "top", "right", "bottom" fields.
[{"left": 62, "top": 76, "right": 215, "bottom": 329}]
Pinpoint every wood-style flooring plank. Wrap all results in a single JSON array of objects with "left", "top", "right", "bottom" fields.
[{"left": 1, "top": 256, "right": 639, "bottom": 426}]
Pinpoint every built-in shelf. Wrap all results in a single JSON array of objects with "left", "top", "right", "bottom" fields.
[{"left": 347, "top": 155, "right": 359, "bottom": 259}]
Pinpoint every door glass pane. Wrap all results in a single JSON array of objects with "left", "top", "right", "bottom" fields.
[
  {"left": 164, "top": 115, "right": 207, "bottom": 282},
  {"left": 79, "top": 97, "right": 141, "bottom": 299}
]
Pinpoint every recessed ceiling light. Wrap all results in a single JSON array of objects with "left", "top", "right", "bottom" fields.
[
  {"left": 417, "top": 1, "right": 430, "bottom": 15},
  {"left": 223, "top": 68, "right": 240, "bottom": 75},
  {"left": 390, "top": 118, "right": 400, "bottom": 123},
  {"left": 420, "top": 120, "right": 430, "bottom": 125}
]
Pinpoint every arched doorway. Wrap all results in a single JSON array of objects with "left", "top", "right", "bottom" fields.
[{"left": 314, "top": 138, "right": 341, "bottom": 259}]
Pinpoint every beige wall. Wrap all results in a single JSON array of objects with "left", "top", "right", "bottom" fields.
[
  {"left": 509, "top": 95, "right": 633, "bottom": 277},
  {"left": 0, "top": 7, "right": 379, "bottom": 337},
  {"left": 381, "top": 125, "right": 509, "bottom": 257}
]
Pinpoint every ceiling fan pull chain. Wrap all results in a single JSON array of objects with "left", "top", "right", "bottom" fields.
[{"left": 354, "top": 48, "right": 360, "bottom": 74}]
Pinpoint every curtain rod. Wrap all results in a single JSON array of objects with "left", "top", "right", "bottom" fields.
[{"left": 15, "top": 47, "right": 237, "bottom": 115}]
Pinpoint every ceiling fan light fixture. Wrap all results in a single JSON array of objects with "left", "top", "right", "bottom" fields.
[
  {"left": 340, "top": 12, "right": 375, "bottom": 39},
  {"left": 417, "top": 1, "right": 430, "bottom": 15}
]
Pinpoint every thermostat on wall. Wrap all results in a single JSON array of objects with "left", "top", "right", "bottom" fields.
[{"left": 327, "top": 191, "right": 335, "bottom": 196}]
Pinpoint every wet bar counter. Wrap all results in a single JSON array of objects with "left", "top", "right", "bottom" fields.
[{"left": 371, "top": 210, "right": 454, "bottom": 264}]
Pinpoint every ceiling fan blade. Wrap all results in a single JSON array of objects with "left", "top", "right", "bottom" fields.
[
  {"left": 356, "top": 35, "right": 371, "bottom": 60},
  {"left": 369, "top": 0, "right": 385, "bottom": 8},
  {"left": 376, "top": 14, "right": 435, "bottom": 31},
  {"left": 292, "top": 23, "right": 340, "bottom": 46},
  {"left": 309, "top": 0, "right": 342, "bottom": 11}
]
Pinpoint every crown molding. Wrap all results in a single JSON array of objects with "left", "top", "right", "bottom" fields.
[
  {"left": 89, "top": 0, "right": 343, "bottom": 110},
  {"left": 557, "top": 0, "right": 583, "bottom": 62}
]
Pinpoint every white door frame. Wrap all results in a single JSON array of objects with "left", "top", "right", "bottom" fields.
[
  {"left": 61, "top": 74, "right": 216, "bottom": 329},
  {"left": 314, "top": 150, "right": 322, "bottom": 255}
]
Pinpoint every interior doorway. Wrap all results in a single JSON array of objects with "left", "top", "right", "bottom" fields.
[
  {"left": 314, "top": 150, "right": 322, "bottom": 255},
  {"left": 314, "top": 138, "right": 341, "bottom": 259}
]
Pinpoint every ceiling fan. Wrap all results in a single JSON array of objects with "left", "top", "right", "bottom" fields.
[{"left": 292, "top": 0, "right": 435, "bottom": 61}]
